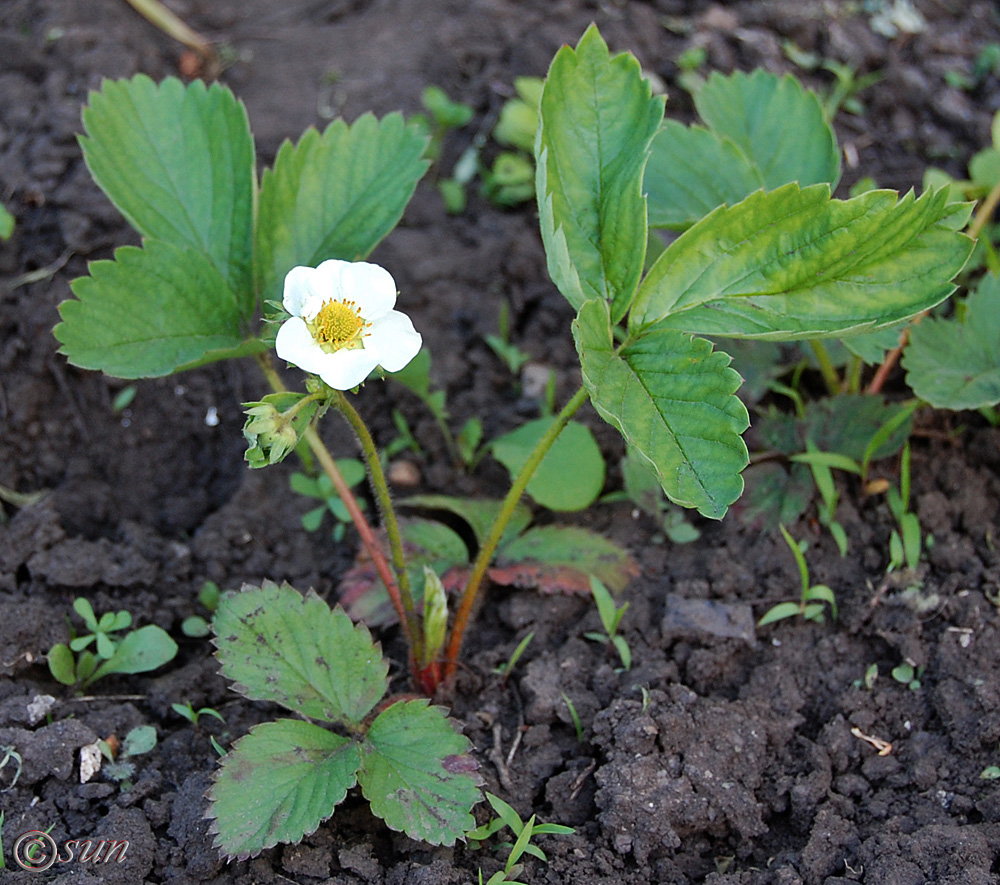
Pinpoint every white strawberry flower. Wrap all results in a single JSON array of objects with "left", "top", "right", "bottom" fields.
[{"left": 274, "top": 259, "right": 422, "bottom": 390}]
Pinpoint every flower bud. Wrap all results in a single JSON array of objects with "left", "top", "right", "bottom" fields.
[
  {"left": 420, "top": 566, "right": 448, "bottom": 669},
  {"left": 242, "top": 393, "right": 316, "bottom": 468}
]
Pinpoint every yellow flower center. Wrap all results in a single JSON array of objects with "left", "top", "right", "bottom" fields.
[{"left": 310, "top": 299, "right": 367, "bottom": 351}]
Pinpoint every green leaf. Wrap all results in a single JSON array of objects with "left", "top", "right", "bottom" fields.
[
  {"left": 47, "top": 643, "right": 77, "bottom": 686},
  {"left": 535, "top": 24, "right": 664, "bottom": 320},
  {"left": 399, "top": 495, "right": 532, "bottom": 548},
  {"left": 491, "top": 525, "right": 638, "bottom": 594},
  {"left": 257, "top": 113, "right": 430, "bottom": 305},
  {"left": 694, "top": 69, "right": 840, "bottom": 192},
  {"left": 213, "top": 581, "right": 388, "bottom": 725},
  {"left": 841, "top": 323, "right": 906, "bottom": 364},
  {"left": 758, "top": 602, "right": 803, "bottom": 626},
  {"left": 645, "top": 121, "right": 764, "bottom": 230},
  {"left": 359, "top": 699, "right": 480, "bottom": 845},
  {"left": 89, "top": 625, "right": 177, "bottom": 683},
  {"left": 121, "top": 725, "right": 157, "bottom": 756},
  {"left": 491, "top": 418, "right": 606, "bottom": 512},
  {"left": 903, "top": 273, "right": 1000, "bottom": 409},
  {"left": 575, "top": 299, "right": 749, "bottom": 519},
  {"left": 209, "top": 719, "right": 359, "bottom": 860},
  {"left": 0, "top": 203, "right": 14, "bottom": 240},
  {"left": 79, "top": 75, "right": 255, "bottom": 298},
  {"left": 56, "top": 241, "right": 252, "bottom": 378},
  {"left": 631, "top": 185, "right": 973, "bottom": 339}
]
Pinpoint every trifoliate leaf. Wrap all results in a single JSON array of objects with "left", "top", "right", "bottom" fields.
[
  {"left": 536, "top": 24, "right": 664, "bottom": 321},
  {"left": 360, "top": 699, "right": 480, "bottom": 845},
  {"left": 491, "top": 418, "right": 606, "bottom": 512},
  {"left": 213, "top": 581, "right": 388, "bottom": 725},
  {"left": 208, "top": 719, "right": 360, "bottom": 859},
  {"left": 80, "top": 75, "right": 255, "bottom": 298},
  {"left": 631, "top": 184, "right": 973, "bottom": 339},
  {"left": 257, "top": 113, "right": 430, "bottom": 305},
  {"left": 903, "top": 273, "right": 1000, "bottom": 409},
  {"left": 575, "top": 299, "right": 748, "bottom": 519},
  {"left": 56, "top": 241, "right": 254, "bottom": 378}
]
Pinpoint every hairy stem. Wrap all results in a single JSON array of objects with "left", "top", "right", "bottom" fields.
[
  {"left": 808, "top": 340, "right": 841, "bottom": 395},
  {"left": 333, "top": 391, "right": 423, "bottom": 664},
  {"left": 442, "top": 385, "right": 590, "bottom": 684},
  {"left": 255, "top": 355, "right": 414, "bottom": 652}
]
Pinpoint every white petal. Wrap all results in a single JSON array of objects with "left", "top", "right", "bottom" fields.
[
  {"left": 282, "top": 266, "right": 318, "bottom": 318},
  {"left": 317, "top": 347, "right": 381, "bottom": 390},
  {"left": 312, "top": 259, "right": 350, "bottom": 305},
  {"left": 342, "top": 262, "right": 398, "bottom": 320},
  {"left": 369, "top": 310, "right": 422, "bottom": 372},
  {"left": 275, "top": 317, "right": 330, "bottom": 374}
]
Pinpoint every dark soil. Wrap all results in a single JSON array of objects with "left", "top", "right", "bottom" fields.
[{"left": 2, "top": 1, "right": 1000, "bottom": 883}]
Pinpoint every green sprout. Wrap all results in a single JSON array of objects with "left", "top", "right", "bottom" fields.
[
  {"left": 468, "top": 791, "right": 575, "bottom": 884},
  {"left": 583, "top": 575, "right": 631, "bottom": 670},
  {"left": 493, "top": 631, "right": 534, "bottom": 684},
  {"left": 181, "top": 580, "right": 222, "bottom": 638},
  {"left": 47, "top": 598, "right": 177, "bottom": 689},
  {"left": 891, "top": 660, "right": 923, "bottom": 691},
  {"left": 886, "top": 443, "right": 924, "bottom": 574},
  {"left": 172, "top": 701, "right": 226, "bottom": 727},
  {"left": 99, "top": 725, "right": 157, "bottom": 786},
  {"left": 758, "top": 525, "right": 838, "bottom": 627},
  {"left": 485, "top": 301, "right": 532, "bottom": 377}
]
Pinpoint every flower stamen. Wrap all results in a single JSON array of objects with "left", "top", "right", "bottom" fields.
[{"left": 310, "top": 299, "right": 367, "bottom": 351}]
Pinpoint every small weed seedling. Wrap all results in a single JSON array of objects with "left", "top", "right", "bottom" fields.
[
  {"left": 485, "top": 301, "right": 532, "bottom": 378},
  {"left": 172, "top": 701, "right": 225, "bottom": 728},
  {"left": 48, "top": 598, "right": 177, "bottom": 689},
  {"left": 759, "top": 526, "right": 838, "bottom": 627},
  {"left": 181, "top": 580, "right": 222, "bottom": 638},
  {"left": 981, "top": 744, "right": 1000, "bottom": 780},
  {"left": 891, "top": 660, "right": 923, "bottom": 691},
  {"left": 468, "top": 791, "right": 575, "bottom": 884},
  {"left": 0, "top": 744, "right": 23, "bottom": 791},
  {"left": 886, "top": 443, "right": 925, "bottom": 573},
  {"left": 100, "top": 724, "right": 157, "bottom": 787},
  {"left": 584, "top": 575, "right": 632, "bottom": 670},
  {"left": 561, "top": 694, "right": 585, "bottom": 743},
  {"left": 290, "top": 459, "right": 367, "bottom": 542},
  {"left": 493, "top": 631, "right": 534, "bottom": 684},
  {"left": 207, "top": 581, "right": 480, "bottom": 857}
]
